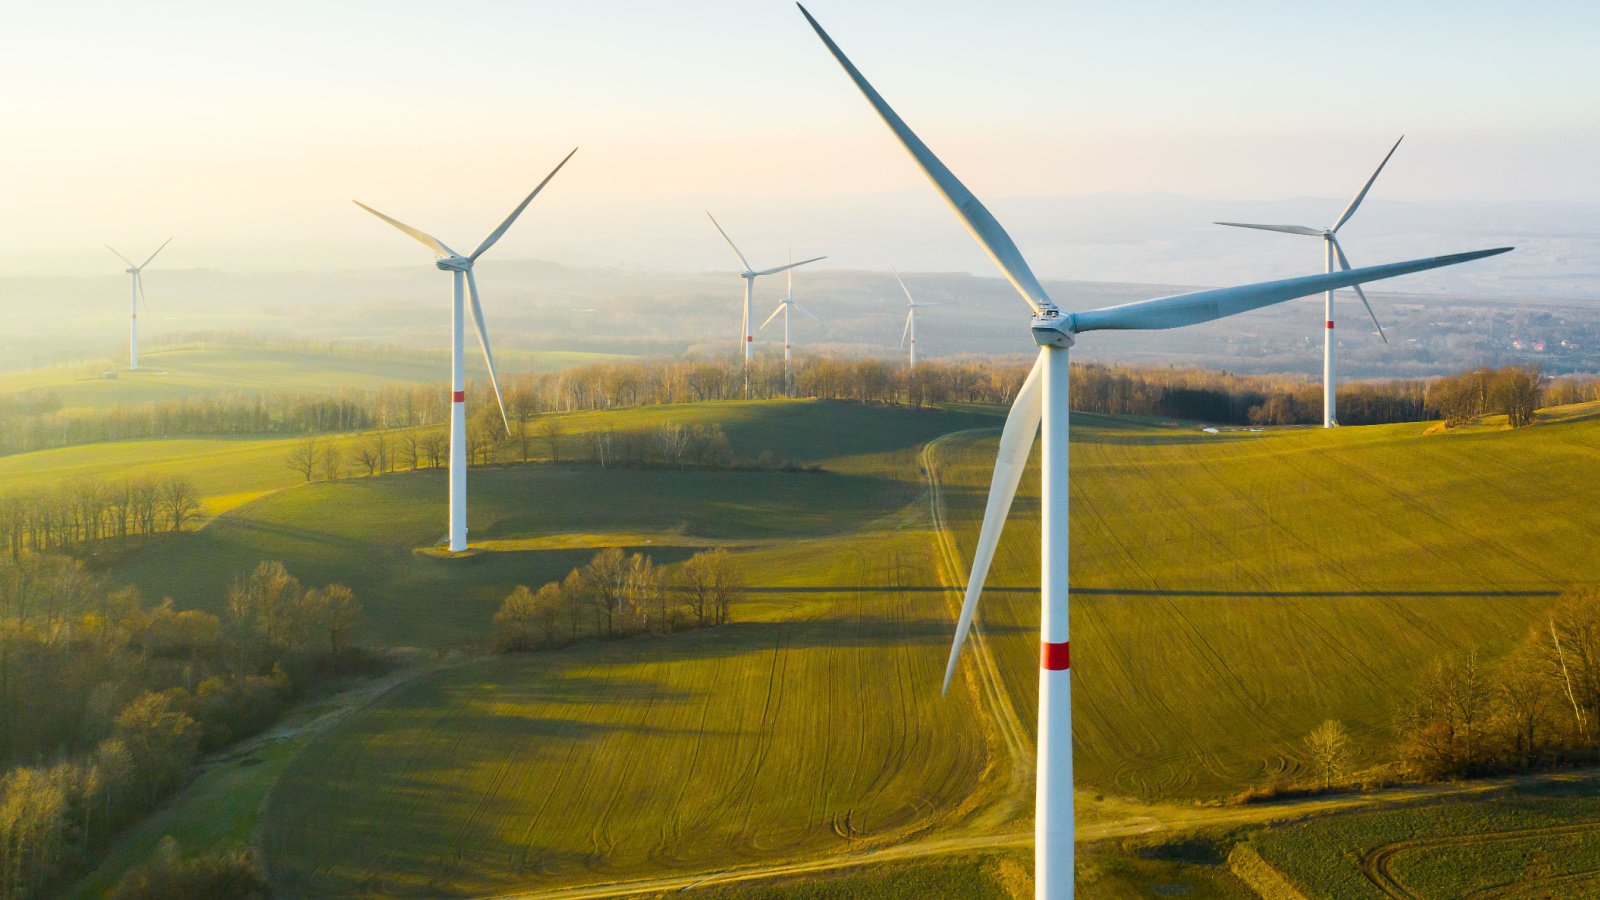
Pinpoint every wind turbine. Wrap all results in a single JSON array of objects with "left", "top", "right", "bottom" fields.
[
  {"left": 757, "top": 245, "right": 821, "bottom": 393},
  {"left": 796, "top": 6, "right": 1509, "bottom": 898},
  {"left": 355, "top": 147, "right": 576, "bottom": 553},
  {"left": 706, "top": 212, "right": 824, "bottom": 396},
  {"left": 1215, "top": 137, "right": 1403, "bottom": 427},
  {"left": 893, "top": 269, "right": 938, "bottom": 368},
  {"left": 106, "top": 238, "right": 171, "bottom": 370}
]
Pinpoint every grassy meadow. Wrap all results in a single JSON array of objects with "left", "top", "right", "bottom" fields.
[
  {"left": 1246, "top": 771, "right": 1600, "bottom": 897},
  {"left": 27, "top": 373, "right": 1596, "bottom": 896},
  {"left": 930, "top": 406, "right": 1600, "bottom": 801},
  {"left": 0, "top": 344, "right": 615, "bottom": 414}
]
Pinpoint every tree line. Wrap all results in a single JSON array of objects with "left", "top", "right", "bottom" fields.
[
  {"left": 1425, "top": 365, "right": 1546, "bottom": 428},
  {"left": 5, "top": 352, "right": 1596, "bottom": 460},
  {"left": 1391, "top": 586, "right": 1600, "bottom": 780},
  {"left": 0, "top": 558, "right": 365, "bottom": 899},
  {"left": 0, "top": 477, "right": 201, "bottom": 561},
  {"left": 493, "top": 547, "right": 742, "bottom": 652}
]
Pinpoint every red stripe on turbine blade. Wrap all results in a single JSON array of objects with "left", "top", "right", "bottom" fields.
[
  {"left": 452, "top": 391, "right": 465, "bottom": 403},
  {"left": 1040, "top": 641, "right": 1070, "bottom": 670}
]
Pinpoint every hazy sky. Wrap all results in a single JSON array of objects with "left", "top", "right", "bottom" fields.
[{"left": 1, "top": 0, "right": 1595, "bottom": 276}]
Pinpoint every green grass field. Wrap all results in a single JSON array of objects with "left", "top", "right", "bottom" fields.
[
  {"left": 0, "top": 344, "right": 617, "bottom": 415},
  {"left": 262, "top": 522, "right": 993, "bottom": 895},
  {"left": 929, "top": 406, "right": 1600, "bottom": 802},
  {"left": 1245, "top": 772, "right": 1600, "bottom": 897},
  {"left": 89, "top": 401, "right": 995, "bottom": 644},
  {"left": 46, "top": 394, "right": 1600, "bottom": 897}
]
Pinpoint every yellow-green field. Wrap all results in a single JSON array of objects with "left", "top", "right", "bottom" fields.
[
  {"left": 49, "top": 395, "right": 1600, "bottom": 897},
  {"left": 0, "top": 344, "right": 617, "bottom": 414},
  {"left": 933, "top": 407, "right": 1600, "bottom": 800}
]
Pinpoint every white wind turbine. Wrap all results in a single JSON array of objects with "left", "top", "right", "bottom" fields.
[
  {"left": 893, "top": 269, "right": 938, "bottom": 368},
  {"left": 1216, "top": 137, "right": 1403, "bottom": 427},
  {"left": 706, "top": 212, "right": 824, "bottom": 396},
  {"left": 797, "top": 7, "right": 1510, "bottom": 899},
  {"left": 356, "top": 148, "right": 576, "bottom": 553},
  {"left": 106, "top": 238, "right": 172, "bottom": 370},
  {"left": 757, "top": 246, "right": 822, "bottom": 394}
]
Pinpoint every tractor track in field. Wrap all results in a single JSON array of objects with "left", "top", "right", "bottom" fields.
[
  {"left": 341, "top": 427, "right": 1599, "bottom": 900},
  {"left": 1359, "top": 820, "right": 1600, "bottom": 898},
  {"left": 921, "top": 431, "right": 1035, "bottom": 822}
]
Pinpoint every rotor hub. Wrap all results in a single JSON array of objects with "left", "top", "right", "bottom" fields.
[
  {"left": 435, "top": 256, "right": 472, "bottom": 272},
  {"left": 1030, "top": 310, "right": 1075, "bottom": 348}
]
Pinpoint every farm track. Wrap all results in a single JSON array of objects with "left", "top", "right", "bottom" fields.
[
  {"left": 921, "top": 431, "right": 1035, "bottom": 827},
  {"left": 257, "top": 412, "right": 1600, "bottom": 897},
  {"left": 1360, "top": 821, "right": 1600, "bottom": 898}
]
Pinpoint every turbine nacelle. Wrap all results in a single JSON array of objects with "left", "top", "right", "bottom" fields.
[
  {"left": 435, "top": 256, "right": 473, "bottom": 272},
  {"left": 1030, "top": 311, "right": 1075, "bottom": 348}
]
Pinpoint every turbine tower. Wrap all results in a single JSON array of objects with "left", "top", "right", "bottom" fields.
[
  {"left": 757, "top": 246, "right": 821, "bottom": 394},
  {"left": 797, "top": 7, "right": 1509, "bottom": 898},
  {"left": 706, "top": 213, "right": 823, "bottom": 396},
  {"left": 893, "top": 269, "right": 938, "bottom": 368},
  {"left": 356, "top": 148, "right": 576, "bottom": 553},
  {"left": 1216, "top": 137, "right": 1403, "bottom": 427},
  {"left": 106, "top": 238, "right": 172, "bottom": 370}
]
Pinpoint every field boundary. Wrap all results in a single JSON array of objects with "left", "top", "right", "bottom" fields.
[{"left": 1227, "top": 843, "right": 1308, "bottom": 900}]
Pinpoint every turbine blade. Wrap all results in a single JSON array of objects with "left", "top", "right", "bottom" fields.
[
  {"left": 752, "top": 256, "right": 825, "bottom": 277},
  {"left": 105, "top": 245, "right": 135, "bottom": 267},
  {"left": 1330, "top": 238, "right": 1389, "bottom": 343},
  {"left": 465, "top": 269, "right": 511, "bottom": 437},
  {"left": 354, "top": 201, "right": 459, "bottom": 258},
  {"left": 1332, "top": 135, "right": 1403, "bottom": 233},
  {"left": 892, "top": 268, "right": 916, "bottom": 306},
  {"left": 900, "top": 308, "right": 913, "bottom": 346},
  {"left": 799, "top": 4, "right": 1052, "bottom": 315},
  {"left": 136, "top": 270, "right": 149, "bottom": 314},
  {"left": 759, "top": 303, "right": 785, "bottom": 331},
  {"left": 706, "top": 212, "right": 753, "bottom": 272},
  {"left": 787, "top": 243, "right": 794, "bottom": 298},
  {"left": 795, "top": 302, "right": 821, "bottom": 321},
  {"left": 470, "top": 147, "right": 577, "bottom": 261},
  {"left": 1072, "top": 247, "right": 1512, "bottom": 333},
  {"left": 138, "top": 236, "right": 173, "bottom": 269},
  {"left": 942, "top": 353, "right": 1044, "bottom": 693},
  {"left": 1214, "top": 222, "right": 1325, "bottom": 237}
]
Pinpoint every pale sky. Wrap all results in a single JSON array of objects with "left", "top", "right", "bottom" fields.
[{"left": 0, "top": 0, "right": 1595, "bottom": 277}]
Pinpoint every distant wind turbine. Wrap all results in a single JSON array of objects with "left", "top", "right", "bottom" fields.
[
  {"left": 757, "top": 246, "right": 821, "bottom": 393},
  {"left": 106, "top": 238, "right": 171, "bottom": 370},
  {"left": 1216, "top": 137, "right": 1403, "bottom": 427},
  {"left": 797, "top": 6, "right": 1510, "bottom": 899},
  {"left": 355, "top": 147, "right": 576, "bottom": 553},
  {"left": 893, "top": 269, "right": 938, "bottom": 368},
  {"left": 706, "top": 213, "right": 823, "bottom": 396}
]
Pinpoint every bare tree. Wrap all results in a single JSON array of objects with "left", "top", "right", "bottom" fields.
[
  {"left": 320, "top": 443, "right": 343, "bottom": 481},
  {"left": 304, "top": 583, "right": 362, "bottom": 655},
  {"left": 287, "top": 436, "right": 319, "bottom": 482},
  {"left": 538, "top": 417, "right": 565, "bottom": 463},
  {"left": 585, "top": 548, "right": 628, "bottom": 637},
  {"left": 421, "top": 430, "right": 449, "bottom": 468},
  {"left": 1302, "top": 719, "right": 1351, "bottom": 788},
  {"left": 159, "top": 478, "right": 202, "bottom": 533}
]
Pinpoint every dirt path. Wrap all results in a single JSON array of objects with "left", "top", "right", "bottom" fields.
[{"left": 921, "top": 431, "right": 1035, "bottom": 830}]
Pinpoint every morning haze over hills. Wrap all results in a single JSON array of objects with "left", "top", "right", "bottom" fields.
[{"left": 1, "top": 2, "right": 1597, "bottom": 899}]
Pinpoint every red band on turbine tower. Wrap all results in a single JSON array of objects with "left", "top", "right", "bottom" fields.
[
  {"left": 1326, "top": 320, "right": 1335, "bottom": 329},
  {"left": 746, "top": 335, "right": 753, "bottom": 342},
  {"left": 1040, "top": 641, "right": 1070, "bottom": 670},
  {"left": 452, "top": 391, "right": 465, "bottom": 403}
]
